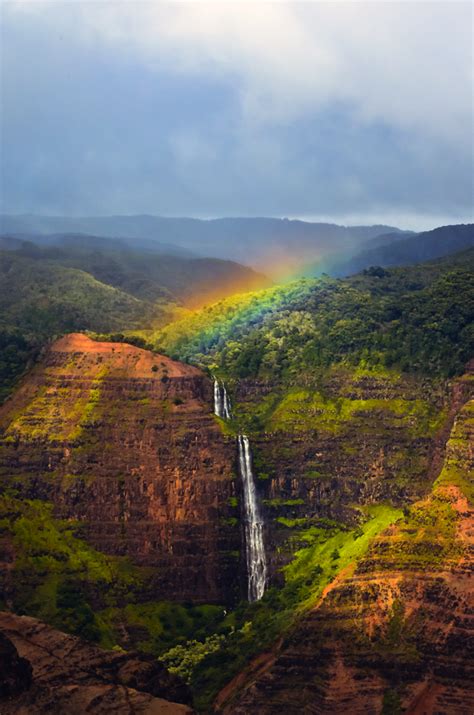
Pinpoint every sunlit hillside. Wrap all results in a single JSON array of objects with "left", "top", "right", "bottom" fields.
[{"left": 144, "top": 249, "right": 474, "bottom": 380}]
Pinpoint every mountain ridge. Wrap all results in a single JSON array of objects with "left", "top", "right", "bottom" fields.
[
  {"left": 327, "top": 223, "right": 474, "bottom": 277},
  {"left": 0, "top": 214, "right": 404, "bottom": 272}
]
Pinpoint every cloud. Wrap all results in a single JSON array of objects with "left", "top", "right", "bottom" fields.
[
  {"left": 26, "top": 0, "right": 468, "bottom": 146},
  {"left": 6, "top": 1, "right": 472, "bottom": 141},
  {"left": 1, "top": 1, "right": 472, "bottom": 223}
]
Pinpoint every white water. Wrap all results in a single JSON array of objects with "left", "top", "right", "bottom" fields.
[
  {"left": 213, "top": 379, "right": 266, "bottom": 600},
  {"left": 213, "top": 378, "right": 222, "bottom": 417},
  {"left": 238, "top": 434, "right": 267, "bottom": 602},
  {"left": 222, "top": 385, "right": 232, "bottom": 420},
  {"left": 213, "top": 378, "right": 232, "bottom": 419}
]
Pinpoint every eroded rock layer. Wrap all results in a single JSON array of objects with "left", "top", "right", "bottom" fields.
[
  {"left": 0, "top": 610, "right": 193, "bottom": 714},
  {"left": 234, "top": 369, "right": 473, "bottom": 586},
  {"left": 219, "top": 398, "right": 474, "bottom": 714},
  {"left": 0, "top": 334, "right": 239, "bottom": 603}
]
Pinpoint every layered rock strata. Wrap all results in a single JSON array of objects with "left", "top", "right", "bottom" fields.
[
  {"left": 218, "top": 397, "right": 474, "bottom": 714},
  {"left": 0, "top": 610, "right": 193, "bottom": 714},
  {"left": 0, "top": 334, "right": 239, "bottom": 603}
]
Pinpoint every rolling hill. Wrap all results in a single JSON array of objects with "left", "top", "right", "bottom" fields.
[
  {"left": 0, "top": 238, "right": 269, "bottom": 401},
  {"left": 0, "top": 214, "right": 403, "bottom": 274}
]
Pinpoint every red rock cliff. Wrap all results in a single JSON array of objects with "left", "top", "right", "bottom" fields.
[{"left": 0, "top": 334, "right": 240, "bottom": 603}]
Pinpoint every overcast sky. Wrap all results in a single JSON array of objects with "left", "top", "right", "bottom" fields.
[{"left": 1, "top": 0, "right": 472, "bottom": 230}]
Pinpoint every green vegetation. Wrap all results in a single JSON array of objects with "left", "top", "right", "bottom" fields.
[
  {"left": 0, "top": 329, "right": 38, "bottom": 403},
  {"left": 276, "top": 517, "right": 309, "bottom": 528},
  {"left": 100, "top": 602, "right": 225, "bottom": 656},
  {"left": 0, "top": 492, "right": 399, "bottom": 709},
  {"left": 0, "top": 250, "right": 159, "bottom": 336},
  {"left": 263, "top": 497, "right": 305, "bottom": 507},
  {"left": 160, "top": 634, "right": 226, "bottom": 683},
  {"left": 0, "top": 238, "right": 267, "bottom": 401},
  {"left": 371, "top": 491, "right": 463, "bottom": 570},
  {"left": 283, "top": 505, "right": 402, "bottom": 607},
  {"left": 8, "top": 239, "right": 267, "bottom": 305},
  {"left": 435, "top": 400, "right": 474, "bottom": 503},
  {"left": 151, "top": 250, "right": 474, "bottom": 379},
  {"left": 382, "top": 688, "right": 403, "bottom": 715},
  {"left": 0, "top": 239, "right": 472, "bottom": 711},
  {"left": 0, "top": 250, "right": 164, "bottom": 401},
  {"left": 0, "top": 495, "right": 134, "bottom": 641},
  {"left": 168, "top": 504, "right": 402, "bottom": 709},
  {"left": 153, "top": 280, "right": 314, "bottom": 367},
  {"left": 5, "top": 370, "right": 108, "bottom": 442},
  {"left": 0, "top": 495, "right": 226, "bottom": 654},
  {"left": 263, "top": 389, "right": 444, "bottom": 437}
]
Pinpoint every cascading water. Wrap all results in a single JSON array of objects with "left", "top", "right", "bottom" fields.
[
  {"left": 238, "top": 434, "right": 267, "bottom": 602},
  {"left": 213, "top": 378, "right": 222, "bottom": 417},
  {"left": 222, "top": 386, "right": 232, "bottom": 420},
  {"left": 213, "top": 378, "right": 266, "bottom": 601},
  {"left": 213, "top": 378, "right": 232, "bottom": 419}
]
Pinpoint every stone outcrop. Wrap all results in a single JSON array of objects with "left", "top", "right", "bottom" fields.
[
  {"left": 0, "top": 334, "right": 240, "bottom": 603},
  {"left": 0, "top": 610, "right": 193, "bottom": 714},
  {"left": 0, "top": 630, "right": 32, "bottom": 698}
]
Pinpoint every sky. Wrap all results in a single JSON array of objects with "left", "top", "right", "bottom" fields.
[{"left": 1, "top": 0, "right": 473, "bottom": 231}]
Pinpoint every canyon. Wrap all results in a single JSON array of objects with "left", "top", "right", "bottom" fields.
[
  {"left": 0, "top": 332, "right": 472, "bottom": 713},
  {"left": 218, "top": 395, "right": 474, "bottom": 713}
]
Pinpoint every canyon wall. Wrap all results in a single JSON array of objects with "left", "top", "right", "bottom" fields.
[
  {"left": 233, "top": 369, "right": 472, "bottom": 586},
  {"left": 218, "top": 395, "right": 474, "bottom": 714},
  {"left": 0, "top": 334, "right": 240, "bottom": 604}
]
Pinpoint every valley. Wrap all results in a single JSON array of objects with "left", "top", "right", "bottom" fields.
[
  {"left": 0, "top": 235, "right": 472, "bottom": 713},
  {"left": 3, "top": 2, "right": 472, "bottom": 710}
]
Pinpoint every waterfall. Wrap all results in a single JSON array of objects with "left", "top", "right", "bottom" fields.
[
  {"left": 222, "top": 385, "right": 232, "bottom": 420},
  {"left": 213, "top": 378, "right": 222, "bottom": 417},
  {"left": 238, "top": 434, "right": 267, "bottom": 602},
  {"left": 213, "top": 378, "right": 266, "bottom": 600},
  {"left": 213, "top": 378, "right": 232, "bottom": 419}
]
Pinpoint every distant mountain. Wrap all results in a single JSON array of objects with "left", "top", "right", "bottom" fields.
[
  {"left": 0, "top": 250, "right": 159, "bottom": 335},
  {"left": 0, "top": 238, "right": 269, "bottom": 399},
  {"left": 328, "top": 223, "right": 474, "bottom": 276},
  {"left": 359, "top": 228, "right": 416, "bottom": 250},
  {"left": 0, "top": 236, "right": 269, "bottom": 306},
  {"left": 0, "top": 214, "right": 403, "bottom": 273},
  {"left": 0, "top": 231, "right": 197, "bottom": 259}
]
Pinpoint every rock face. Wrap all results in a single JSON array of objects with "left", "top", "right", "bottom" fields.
[
  {"left": 218, "top": 398, "right": 474, "bottom": 714},
  {"left": 0, "top": 334, "right": 240, "bottom": 603},
  {"left": 234, "top": 370, "right": 472, "bottom": 586},
  {"left": 1, "top": 332, "right": 473, "bottom": 714},
  {"left": 0, "top": 630, "right": 32, "bottom": 698},
  {"left": 0, "top": 610, "right": 194, "bottom": 714}
]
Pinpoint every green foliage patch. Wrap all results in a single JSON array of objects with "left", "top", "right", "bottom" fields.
[
  {"left": 435, "top": 400, "right": 474, "bottom": 503},
  {"left": 151, "top": 251, "right": 474, "bottom": 380},
  {"left": 263, "top": 389, "right": 444, "bottom": 437},
  {"left": 168, "top": 504, "right": 402, "bottom": 709},
  {"left": 0, "top": 495, "right": 226, "bottom": 655}
]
